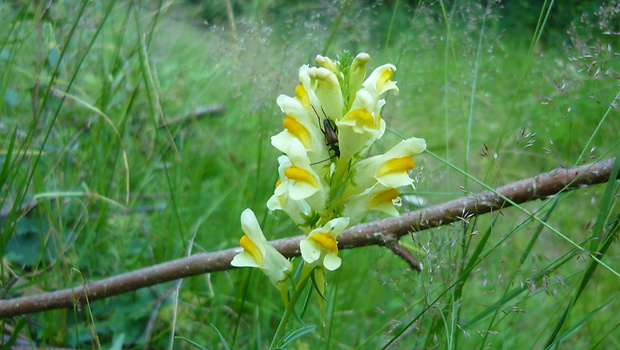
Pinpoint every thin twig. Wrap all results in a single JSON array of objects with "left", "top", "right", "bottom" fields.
[
  {"left": 383, "top": 234, "right": 424, "bottom": 272},
  {"left": 0, "top": 157, "right": 617, "bottom": 318}
]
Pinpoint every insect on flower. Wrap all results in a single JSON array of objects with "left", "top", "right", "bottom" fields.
[{"left": 312, "top": 105, "right": 340, "bottom": 160}]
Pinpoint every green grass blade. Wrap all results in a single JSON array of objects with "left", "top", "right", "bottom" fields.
[
  {"left": 0, "top": 127, "right": 17, "bottom": 199},
  {"left": 278, "top": 325, "right": 317, "bottom": 348},
  {"left": 545, "top": 295, "right": 617, "bottom": 349},
  {"left": 1, "top": 317, "right": 27, "bottom": 350},
  {"left": 588, "top": 322, "right": 620, "bottom": 350},
  {"left": 477, "top": 198, "right": 559, "bottom": 348},
  {"left": 544, "top": 154, "right": 619, "bottom": 346},
  {"left": 175, "top": 336, "right": 210, "bottom": 350},
  {"left": 427, "top": 150, "right": 619, "bottom": 278}
]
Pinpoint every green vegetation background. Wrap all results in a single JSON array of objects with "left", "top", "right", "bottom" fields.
[{"left": 1, "top": 0, "right": 618, "bottom": 348}]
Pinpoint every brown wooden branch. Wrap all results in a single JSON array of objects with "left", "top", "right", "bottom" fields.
[
  {"left": 383, "top": 234, "right": 424, "bottom": 272},
  {"left": 0, "top": 158, "right": 617, "bottom": 318}
]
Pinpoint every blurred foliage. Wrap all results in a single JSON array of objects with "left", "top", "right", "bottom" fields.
[
  {"left": 500, "top": 0, "right": 616, "bottom": 43},
  {"left": 196, "top": 0, "right": 617, "bottom": 46}
]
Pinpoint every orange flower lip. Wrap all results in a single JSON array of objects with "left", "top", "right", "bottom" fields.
[
  {"left": 284, "top": 166, "right": 318, "bottom": 188},
  {"left": 342, "top": 109, "right": 376, "bottom": 129},
  {"left": 369, "top": 188, "right": 400, "bottom": 208},
  {"left": 283, "top": 116, "right": 310, "bottom": 148},
  {"left": 239, "top": 235, "right": 263, "bottom": 265},
  {"left": 376, "top": 157, "right": 415, "bottom": 177},
  {"left": 295, "top": 84, "right": 310, "bottom": 108},
  {"left": 308, "top": 232, "right": 338, "bottom": 253}
]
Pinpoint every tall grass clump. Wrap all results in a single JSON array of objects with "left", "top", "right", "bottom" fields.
[{"left": 1, "top": 0, "right": 618, "bottom": 348}]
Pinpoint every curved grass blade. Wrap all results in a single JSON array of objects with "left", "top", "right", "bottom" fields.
[
  {"left": 544, "top": 155, "right": 619, "bottom": 347},
  {"left": 276, "top": 325, "right": 317, "bottom": 349}
]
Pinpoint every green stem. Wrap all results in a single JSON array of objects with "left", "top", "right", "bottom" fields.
[
  {"left": 268, "top": 274, "right": 311, "bottom": 349},
  {"left": 323, "top": 158, "right": 351, "bottom": 217}
]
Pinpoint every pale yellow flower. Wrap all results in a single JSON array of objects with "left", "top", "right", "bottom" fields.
[
  {"left": 354, "top": 137, "right": 426, "bottom": 190},
  {"left": 276, "top": 138, "right": 323, "bottom": 201},
  {"left": 307, "top": 66, "right": 343, "bottom": 121},
  {"left": 267, "top": 156, "right": 316, "bottom": 233},
  {"left": 346, "top": 53, "right": 371, "bottom": 110},
  {"left": 335, "top": 63, "right": 399, "bottom": 160},
  {"left": 271, "top": 93, "right": 328, "bottom": 163},
  {"left": 231, "top": 209, "right": 292, "bottom": 301},
  {"left": 362, "top": 63, "right": 399, "bottom": 96},
  {"left": 342, "top": 185, "right": 402, "bottom": 223},
  {"left": 299, "top": 217, "right": 350, "bottom": 271},
  {"left": 336, "top": 107, "right": 386, "bottom": 160},
  {"left": 315, "top": 55, "right": 340, "bottom": 75}
]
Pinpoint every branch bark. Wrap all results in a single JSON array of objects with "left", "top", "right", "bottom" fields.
[{"left": 0, "top": 158, "right": 617, "bottom": 318}]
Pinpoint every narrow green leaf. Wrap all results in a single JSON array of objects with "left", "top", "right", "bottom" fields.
[
  {"left": 175, "top": 336, "right": 210, "bottom": 350},
  {"left": 278, "top": 325, "right": 317, "bottom": 348}
]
